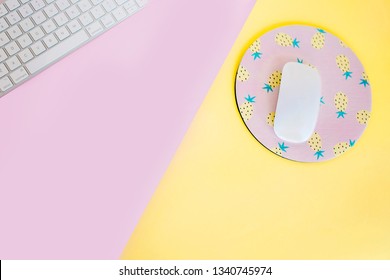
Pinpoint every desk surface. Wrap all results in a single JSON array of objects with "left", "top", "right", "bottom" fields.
[{"left": 0, "top": 0, "right": 255, "bottom": 259}]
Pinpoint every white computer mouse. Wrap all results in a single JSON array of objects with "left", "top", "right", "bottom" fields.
[{"left": 274, "top": 62, "right": 322, "bottom": 143}]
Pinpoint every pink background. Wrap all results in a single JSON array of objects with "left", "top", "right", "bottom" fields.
[{"left": 0, "top": 0, "right": 255, "bottom": 259}]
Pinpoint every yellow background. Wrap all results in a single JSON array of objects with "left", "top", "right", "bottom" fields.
[{"left": 122, "top": 0, "right": 390, "bottom": 259}]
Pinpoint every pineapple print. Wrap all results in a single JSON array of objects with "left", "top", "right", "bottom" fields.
[
  {"left": 239, "top": 95, "right": 256, "bottom": 121},
  {"left": 311, "top": 28, "right": 326, "bottom": 49},
  {"left": 297, "top": 58, "right": 316, "bottom": 69},
  {"left": 359, "top": 72, "right": 370, "bottom": 87},
  {"left": 271, "top": 142, "right": 289, "bottom": 156},
  {"left": 275, "top": 32, "right": 300, "bottom": 48},
  {"left": 237, "top": 65, "right": 250, "bottom": 82},
  {"left": 263, "top": 70, "right": 282, "bottom": 92},
  {"left": 333, "top": 140, "right": 355, "bottom": 156},
  {"left": 266, "top": 112, "right": 275, "bottom": 126},
  {"left": 308, "top": 132, "right": 325, "bottom": 160},
  {"left": 336, "top": 54, "right": 352, "bottom": 79},
  {"left": 340, "top": 40, "right": 348, "bottom": 48},
  {"left": 250, "top": 39, "right": 262, "bottom": 60},
  {"left": 334, "top": 92, "right": 348, "bottom": 118},
  {"left": 272, "top": 147, "right": 282, "bottom": 156},
  {"left": 356, "top": 110, "right": 370, "bottom": 124}
]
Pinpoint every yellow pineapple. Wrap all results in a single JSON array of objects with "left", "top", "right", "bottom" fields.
[
  {"left": 239, "top": 95, "right": 256, "bottom": 121},
  {"left": 308, "top": 132, "right": 325, "bottom": 160},
  {"left": 250, "top": 39, "right": 262, "bottom": 60},
  {"left": 237, "top": 65, "right": 250, "bottom": 82},
  {"left": 356, "top": 110, "right": 370, "bottom": 125},
  {"left": 360, "top": 72, "right": 370, "bottom": 87},
  {"left": 275, "top": 33, "right": 300, "bottom": 48},
  {"left": 340, "top": 40, "right": 348, "bottom": 48},
  {"left": 333, "top": 140, "right": 355, "bottom": 156},
  {"left": 334, "top": 142, "right": 349, "bottom": 156},
  {"left": 272, "top": 147, "right": 282, "bottom": 156},
  {"left": 263, "top": 70, "right": 282, "bottom": 92},
  {"left": 271, "top": 142, "right": 289, "bottom": 156},
  {"left": 266, "top": 112, "right": 275, "bottom": 126},
  {"left": 336, "top": 54, "right": 352, "bottom": 79},
  {"left": 311, "top": 29, "right": 326, "bottom": 49},
  {"left": 250, "top": 39, "right": 261, "bottom": 53},
  {"left": 297, "top": 58, "right": 317, "bottom": 69},
  {"left": 334, "top": 92, "right": 348, "bottom": 118}
]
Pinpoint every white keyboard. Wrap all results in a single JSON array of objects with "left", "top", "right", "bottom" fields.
[{"left": 0, "top": 0, "right": 147, "bottom": 98}]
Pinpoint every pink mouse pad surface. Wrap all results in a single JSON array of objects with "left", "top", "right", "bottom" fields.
[
  {"left": 236, "top": 25, "right": 371, "bottom": 162},
  {"left": 0, "top": 0, "right": 255, "bottom": 259}
]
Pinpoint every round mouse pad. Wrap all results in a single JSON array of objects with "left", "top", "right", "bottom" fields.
[{"left": 235, "top": 24, "right": 372, "bottom": 162}]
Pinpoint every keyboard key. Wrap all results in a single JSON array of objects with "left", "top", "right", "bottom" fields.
[
  {"left": 79, "top": 12, "right": 93, "bottom": 26},
  {"left": 7, "top": 25, "right": 22, "bottom": 40},
  {"left": 55, "top": 26, "right": 70, "bottom": 40},
  {"left": 112, "top": 6, "right": 126, "bottom": 21},
  {"left": 20, "top": 18, "right": 35, "bottom": 32},
  {"left": 86, "top": 21, "right": 103, "bottom": 36},
  {"left": 54, "top": 12, "right": 69, "bottom": 26},
  {"left": 0, "top": 33, "right": 10, "bottom": 47},
  {"left": 26, "top": 30, "right": 89, "bottom": 74},
  {"left": 0, "top": 49, "right": 8, "bottom": 63},
  {"left": 5, "top": 0, "right": 21, "bottom": 11},
  {"left": 0, "top": 63, "right": 9, "bottom": 78},
  {"left": 102, "top": 0, "right": 116, "bottom": 12},
  {"left": 41, "top": 19, "right": 56, "bottom": 33},
  {"left": 91, "top": 0, "right": 103, "bottom": 5},
  {"left": 0, "top": 18, "right": 9, "bottom": 33},
  {"left": 0, "top": 4, "right": 7, "bottom": 17},
  {"left": 30, "top": 26, "right": 45, "bottom": 41},
  {"left": 31, "top": 41, "right": 46, "bottom": 55},
  {"left": 6, "top": 56, "right": 22, "bottom": 71},
  {"left": 45, "top": 0, "right": 55, "bottom": 4},
  {"left": 43, "top": 33, "right": 59, "bottom": 48},
  {"left": 6, "top": 11, "right": 22, "bottom": 25},
  {"left": 44, "top": 3, "right": 59, "bottom": 17},
  {"left": 20, "top": 0, "right": 30, "bottom": 4},
  {"left": 135, "top": 0, "right": 147, "bottom": 7},
  {"left": 10, "top": 67, "right": 29, "bottom": 84},
  {"left": 5, "top": 41, "right": 20, "bottom": 56},
  {"left": 123, "top": 0, "right": 138, "bottom": 14},
  {"left": 19, "top": 3, "right": 34, "bottom": 17},
  {"left": 67, "top": 20, "right": 82, "bottom": 33},
  {"left": 90, "top": 5, "right": 105, "bottom": 19},
  {"left": 30, "top": 0, "right": 46, "bottom": 11},
  {"left": 56, "top": 0, "right": 71, "bottom": 10},
  {"left": 100, "top": 14, "right": 115, "bottom": 28},
  {"left": 65, "top": 5, "right": 80, "bottom": 19},
  {"left": 115, "top": 0, "right": 127, "bottom": 5},
  {"left": 0, "top": 77, "right": 13, "bottom": 92},
  {"left": 17, "top": 33, "right": 33, "bottom": 48},
  {"left": 32, "top": 10, "right": 47, "bottom": 25},
  {"left": 78, "top": 0, "right": 92, "bottom": 12},
  {"left": 18, "top": 48, "right": 34, "bottom": 63}
]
